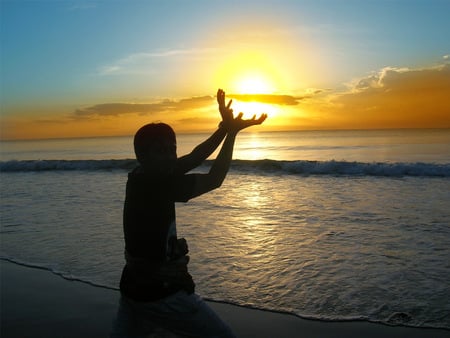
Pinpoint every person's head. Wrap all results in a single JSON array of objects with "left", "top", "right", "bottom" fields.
[{"left": 133, "top": 123, "right": 177, "bottom": 173}]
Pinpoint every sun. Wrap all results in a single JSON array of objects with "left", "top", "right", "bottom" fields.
[
  {"left": 231, "top": 97, "right": 278, "bottom": 120},
  {"left": 235, "top": 74, "right": 274, "bottom": 94},
  {"left": 228, "top": 74, "right": 279, "bottom": 119},
  {"left": 212, "top": 50, "right": 284, "bottom": 120},
  {"left": 219, "top": 73, "right": 279, "bottom": 119}
]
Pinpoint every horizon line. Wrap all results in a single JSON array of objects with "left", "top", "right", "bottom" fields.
[{"left": 1, "top": 127, "right": 449, "bottom": 142}]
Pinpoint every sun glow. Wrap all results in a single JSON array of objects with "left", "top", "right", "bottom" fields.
[
  {"left": 213, "top": 49, "right": 284, "bottom": 94},
  {"left": 231, "top": 100, "right": 278, "bottom": 120},
  {"left": 230, "top": 74, "right": 279, "bottom": 119},
  {"left": 234, "top": 74, "right": 275, "bottom": 94}
]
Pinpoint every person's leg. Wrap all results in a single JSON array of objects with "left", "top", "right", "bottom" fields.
[
  {"left": 110, "top": 296, "right": 138, "bottom": 338},
  {"left": 136, "top": 291, "right": 236, "bottom": 338},
  {"left": 111, "top": 296, "right": 162, "bottom": 338}
]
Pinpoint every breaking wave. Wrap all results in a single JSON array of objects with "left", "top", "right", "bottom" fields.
[{"left": 1, "top": 159, "right": 449, "bottom": 177}]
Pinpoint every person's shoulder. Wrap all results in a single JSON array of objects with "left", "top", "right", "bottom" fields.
[
  {"left": 129, "top": 165, "right": 144, "bottom": 175},
  {"left": 127, "top": 167, "right": 153, "bottom": 186},
  {"left": 173, "top": 172, "right": 197, "bottom": 182},
  {"left": 128, "top": 166, "right": 152, "bottom": 179}
]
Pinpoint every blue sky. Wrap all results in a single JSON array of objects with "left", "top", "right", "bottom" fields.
[{"left": 1, "top": 0, "right": 449, "bottom": 139}]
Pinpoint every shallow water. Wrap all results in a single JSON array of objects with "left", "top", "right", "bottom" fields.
[
  {"left": 1, "top": 170, "right": 449, "bottom": 328},
  {"left": 1, "top": 129, "right": 449, "bottom": 329}
]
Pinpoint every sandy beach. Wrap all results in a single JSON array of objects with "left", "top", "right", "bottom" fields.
[{"left": 1, "top": 260, "right": 448, "bottom": 338}]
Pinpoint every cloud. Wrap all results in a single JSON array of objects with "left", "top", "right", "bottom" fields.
[
  {"left": 323, "top": 64, "right": 450, "bottom": 128},
  {"left": 73, "top": 93, "right": 311, "bottom": 120},
  {"left": 98, "top": 48, "right": 217, "bottom": 75},
  {"left": 73, "top": 95, "right": 214, "bottom": 119},
  {"left": 227, "top": 94, "right": 304, "bottom": 106},
  {"left": 347, "top": 64, "right": 450, "bottom": 96},
  {"left": 357, "top": 65, "right": 448, "bottom": 90}
]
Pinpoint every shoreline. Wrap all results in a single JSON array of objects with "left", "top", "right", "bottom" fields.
[{"left": 1, "top": 260, "right": 449, "bottom": 338}]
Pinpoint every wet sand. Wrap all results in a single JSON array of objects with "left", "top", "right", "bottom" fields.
[{"left": 1, "top": 260, "right": 448, "bottom": 338}]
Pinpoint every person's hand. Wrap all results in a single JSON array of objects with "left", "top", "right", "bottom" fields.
[
  {"left": 228, "top": 112, "right": 268, "bottom": 134},
  {"left": 217, "top": 89, "right": 233, "bottom": 125},
  {"left": 217, "top": 88, "right": 267, "bottom": 133}
]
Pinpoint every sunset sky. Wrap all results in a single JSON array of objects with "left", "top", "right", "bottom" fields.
[{"left": 1, "top": 0, "right": 449, "bottom": 140}]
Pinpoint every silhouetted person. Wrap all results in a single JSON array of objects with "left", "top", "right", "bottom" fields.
[{"left": 111, "top": 89, "right": 267, "bottom": 337}]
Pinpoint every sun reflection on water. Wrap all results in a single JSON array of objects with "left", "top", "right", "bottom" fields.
[{"left": 234, "top": 133, "right": 269, "bottom": 160}]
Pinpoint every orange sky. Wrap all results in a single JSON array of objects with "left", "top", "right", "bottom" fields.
[
  {"left": 2, "top": 64, "right": 449, "bottom": 140},
  {"left": 1, "top": 1, "right": 450, "bottom": 140}
]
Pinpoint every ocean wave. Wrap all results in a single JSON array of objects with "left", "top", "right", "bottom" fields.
[
  {"left": 0, "top": 159, "right": 138, "bottom": 172},
  {"left": 1, "top": 159, "right": 449, "bottom": 177},
  {"left": 233, "top": 159, "right": 450, "bottom": 177}
]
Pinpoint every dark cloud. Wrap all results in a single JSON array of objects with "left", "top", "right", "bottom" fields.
[
  {"left": 73, "top": 95, "right": 214, "bottom": 119},
  {"left": 227, "top": 94, "right": 303, "bottom": 105},
  {"left": 171, "top": 95, "right": 214, "bottom": 108},
  {"left": 72, "top": 93, "right": 306, "bottom": 121}
]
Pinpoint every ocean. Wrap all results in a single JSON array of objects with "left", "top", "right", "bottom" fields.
[{"left": 1, "top": 129, "right": 449, "bottom": 330}]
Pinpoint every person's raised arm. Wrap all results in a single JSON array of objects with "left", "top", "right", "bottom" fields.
[
  {"left": 190, "top": 93, "right": 267, "bottom": 198},
  {"left": 175, "top": 128, "right": 226, "bottom": 175},
  {"left": 175, "top": 89, "right": 233, "bottom": 174}
]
